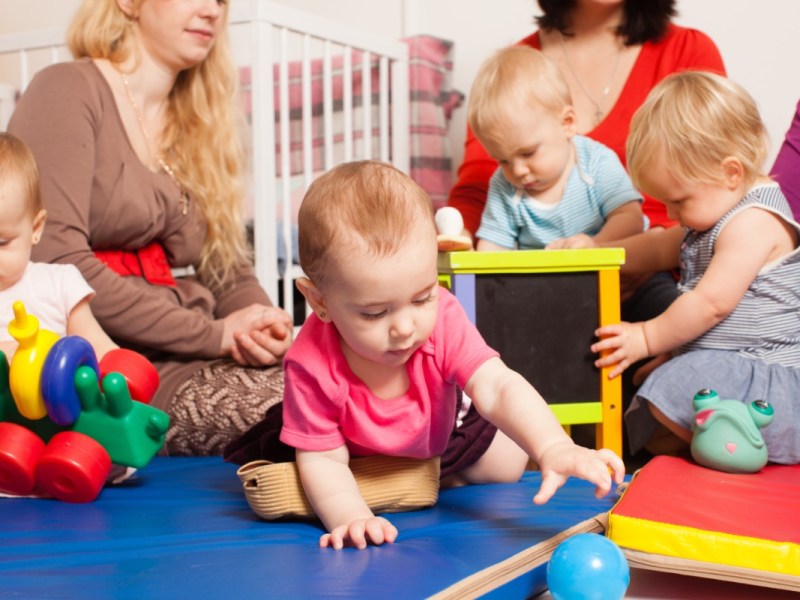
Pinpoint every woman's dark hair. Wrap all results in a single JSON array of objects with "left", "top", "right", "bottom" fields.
[{"left": 535, "top": 0, "right": 677, "bottom": 46}]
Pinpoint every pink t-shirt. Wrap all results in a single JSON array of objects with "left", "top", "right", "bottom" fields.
[{"left": 280, "top": 287, "right": 498, "bottom": 458}]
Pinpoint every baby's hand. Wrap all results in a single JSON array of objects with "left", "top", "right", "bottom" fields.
[
  {"left": 533, "top": 442, "right": 625, "bottom": 505},
  {"left": 546, "top": 234, "right": 596, "bottom": 250},
  {"left": 590, "top": 322, "right": 650, "bottom": 379},
  {"left": 320, "top": 516, "right": 398, "bottom": 550}
]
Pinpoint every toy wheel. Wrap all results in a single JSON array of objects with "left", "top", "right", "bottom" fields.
[
  {"left": 0, "top": 422, "right": 46, "bottom": 495},
  {"left": 35, "top": 431, "right": 112, "bottom": 503},
  {"left": 99, "top": 348, "right": 159, "bottom": 404}
]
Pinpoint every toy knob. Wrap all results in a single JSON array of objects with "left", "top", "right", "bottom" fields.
[
  {"left": 7, "top": 301, "right": 59, "bottom": 420},
  {"left": 75, "top": 365, "right": 102, "bottom": 411},
  {"left": 147, "top": 412, "right": 171, "bottom": 442},
  {"left": 435, "top": 207, "right": 473, "bottom": 252},
  {"left": 101, "top": 372, "right": 134, "bottom": 418},
  {"left": 7, "top": 301, "right": 39, "bottom": 346},
  {"left": 435, "top": 207, "right": 464, "bottom": 237}
]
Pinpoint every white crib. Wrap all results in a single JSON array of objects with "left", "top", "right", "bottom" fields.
[{"left": 0, "top": 0, "right": 411, "bottom": 323}]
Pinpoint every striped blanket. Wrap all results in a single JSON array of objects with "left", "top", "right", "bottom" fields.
[{"left": 239, "top": 35, "right": 464, "bottom": 209}]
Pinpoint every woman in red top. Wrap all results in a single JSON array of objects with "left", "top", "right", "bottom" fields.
[{"left": 449, "top": 0, "right": 726, "bottom": 237}]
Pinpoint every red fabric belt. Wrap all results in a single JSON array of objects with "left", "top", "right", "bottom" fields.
[{"left": 94, "top": 242, "right": 176, "bottom": 287}]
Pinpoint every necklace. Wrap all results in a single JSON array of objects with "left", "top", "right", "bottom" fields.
[
  {"left": 558, "top": 33, "right": 623, "bottom": 125},
  {"left": 119, "top": 71, "right": 189, "bottom": 215}
]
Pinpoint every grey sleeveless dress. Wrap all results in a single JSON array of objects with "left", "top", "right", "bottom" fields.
[{"left": 627, "top": 183, "right": 800, "bottom": 464}]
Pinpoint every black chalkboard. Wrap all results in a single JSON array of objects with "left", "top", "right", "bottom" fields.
[{"left": 474, "top": 272, "right": 600, "bottom": 405}]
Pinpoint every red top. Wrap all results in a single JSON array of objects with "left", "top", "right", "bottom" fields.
[{"left": 448, "top": 24, "right": 726, "bottom": 234}]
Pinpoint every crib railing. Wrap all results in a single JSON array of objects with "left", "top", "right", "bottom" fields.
[
  {"left": 0, "top": 28, "right": 68, "bottom": 128},
  {"left": 0, "top": 0, "right": 410, "bottom": 324},
  {"left": 229, "top": 0, "right": 410, "bottom": 320}
]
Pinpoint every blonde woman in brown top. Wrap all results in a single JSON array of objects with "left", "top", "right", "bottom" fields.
[{"left": 8, "top": 0, "right": 292, "bottom": 455}]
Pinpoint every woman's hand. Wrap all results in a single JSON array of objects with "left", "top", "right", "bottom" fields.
[
  {"left": 591, "top": 321, "right": 650, "bottom": 379},
  {"left": 320, "top": 516, "right": 398, "bottom": 550},
  {"left": 222, "top": 304, "right": 293, "bottom": 366}
]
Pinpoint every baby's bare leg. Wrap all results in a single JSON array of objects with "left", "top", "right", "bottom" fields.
[
  {"left": 644, "top": 403, "right": 691, "bottom": 456},
  {"left": 456, "top": 430, "right": 528, "bottom": 485}
]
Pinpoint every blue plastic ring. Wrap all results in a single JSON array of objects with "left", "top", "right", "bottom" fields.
[{"left": 41, "top": 336, "right": 100, "bottom": 426}]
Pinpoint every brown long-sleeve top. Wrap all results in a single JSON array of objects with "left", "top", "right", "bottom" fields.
[{"left": 9, "top": 60, "right": 271, "bottom": 409}]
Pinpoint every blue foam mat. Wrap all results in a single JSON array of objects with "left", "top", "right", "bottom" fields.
[{"left": 0, "top": 457, "right": 616, "bottom": 598}]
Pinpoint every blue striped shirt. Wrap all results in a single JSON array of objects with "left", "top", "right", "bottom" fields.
[{"left": 476, "top": 135, "right": 643, "bottom": 249}]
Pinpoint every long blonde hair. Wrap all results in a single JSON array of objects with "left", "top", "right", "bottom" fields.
[{"left": 68, "top": 0, "right": 249, "bottom": 292}]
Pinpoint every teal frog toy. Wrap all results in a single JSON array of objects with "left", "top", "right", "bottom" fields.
[{"left": 690, "top": 389, "right": 774, "bottom": 474}]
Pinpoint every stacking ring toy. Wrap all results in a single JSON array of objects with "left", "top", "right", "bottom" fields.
[{"left": 41, "top": 336, "right": 100, "bottom": 426}]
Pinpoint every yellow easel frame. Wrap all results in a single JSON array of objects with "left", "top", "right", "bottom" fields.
[{"left": 438, "top": 248, "right": 625, "bottom": 456}]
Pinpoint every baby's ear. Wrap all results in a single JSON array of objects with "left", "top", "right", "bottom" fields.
[
  {"left": 560, "top": 106, "right": 578, "bottom": 137},
  {"left": 31, "top": 209, "right": 47, "bottom": 244},
  {"left": 721, "top": 156, "right": 744, "bottom": 190},
  {"left": 295, "top": 277, "right": 331, "bottom": 322}
]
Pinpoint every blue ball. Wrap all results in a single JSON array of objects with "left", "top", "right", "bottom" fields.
[{"left": 546, "top": 533, "right": 630, "bottom": 600}]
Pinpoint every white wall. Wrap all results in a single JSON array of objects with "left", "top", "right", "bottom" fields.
[
  {"left": 2, "top": 0, "right": 799, "bottom": 169},
  {"left": 675, "top": 1, "right": 800, "bottom": 169}
]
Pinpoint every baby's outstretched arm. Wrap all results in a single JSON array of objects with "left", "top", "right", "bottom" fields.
[
  {"left": 465, "top": 358, "right": 625, "bottom": 501},
  {"left": 296, "top": 446, "right": 398, "bottom": 550}
]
